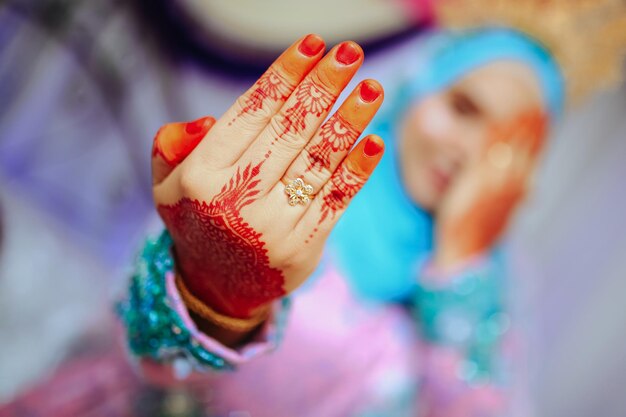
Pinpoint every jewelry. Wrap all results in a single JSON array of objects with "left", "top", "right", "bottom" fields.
[
  {"left": 284, "top": 177, "right": 315, "bottom": 206},
  {"left": 117, "top": 230, "right": 292, "bottom": 372},
  {"left": 414, "top": 257, "right": 507, "bottom": 384},
  {"left": 116, "top": 231, "right": 233, "bottom": 370},
  {"left": 175, "top": 273, "right": 271, "bottom": 333}
]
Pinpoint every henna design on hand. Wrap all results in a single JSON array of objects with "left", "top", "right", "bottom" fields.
[
  {"left": 318, "top": 166, "right": 365, "bottom": 225},
  {"left": 280, "top": 79, "right": 334, "bottom": 138},
  {"left": 230, "top": 69, "right": 292, "bottom": 125},
  {"left": 158, "top": 162, "right": 286, "bottom": 317},
  {"left": 306, "top": 113, "right": 358, "bottom": 172}
]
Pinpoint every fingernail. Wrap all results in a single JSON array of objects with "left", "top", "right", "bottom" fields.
[
  {"left": 298, "top": 34, "right": 324, "bottom": 57},
  {"left": 335, "top": 42, "right": 361, "bottom": 65},
  {"left": 185, "top": 117, "right": 210, "bottom": 135},
  {"left": 363, "top": 136, "right": 383, "bottom": 157},
  {"left": 359, "top": 81, "right": 381, "bottom": 103}
]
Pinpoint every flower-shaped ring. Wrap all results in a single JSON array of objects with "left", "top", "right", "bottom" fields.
[{"left": 284, "top": 178, "right": 315, "bottom": 206}]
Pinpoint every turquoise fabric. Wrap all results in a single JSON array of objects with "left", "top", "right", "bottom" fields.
[
  {"left": 414, "top": 253, "right": 510, "bottom": 382},
  {"left": 116, "top": 231, "right": 233, "bottom": 370},
  {"left": 398, "top": 28, "right": 565, "bottom": 118},
  {"left": 326, "top": 28, "right": 563, "bottom": 302}
]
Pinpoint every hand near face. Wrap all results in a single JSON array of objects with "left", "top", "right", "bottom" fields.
[
  {"left": 435, "top": 110, "right": 548, "bottom": 269},
  {"left": 151, "top": 34, "right": 385, "bottom": 319}
]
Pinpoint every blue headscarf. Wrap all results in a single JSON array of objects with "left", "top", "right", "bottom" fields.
[{"left": 323, "top": 28, "right": 565, "bottom": 303}]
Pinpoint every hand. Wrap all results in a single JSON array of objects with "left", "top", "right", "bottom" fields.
[
  {"left": 151, "top": 34, "right": 385, "bottom": 319},
  {"left": 434, "top": 110, "right": 547, "bottom": 269}
]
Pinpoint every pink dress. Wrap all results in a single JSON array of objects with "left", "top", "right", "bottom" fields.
[
  {"left": 0, "top": 256, "right": 517, "bottom": 417},
  {"left": 146, "top": 258, "right": 516, "bottom": 417}
]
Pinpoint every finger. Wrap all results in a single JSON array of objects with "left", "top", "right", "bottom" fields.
[
  {"left": 493, "top": 110, "right": 547, "bottom": 151},
  {"left": 152, "top": 116, "right": 216, "bottom": 185},
  {"left": 511, "top": 115, "right": 547, "bottom": 193},
  {"left": 488, "top": 138, "right": 532, "bottom": 201},
  {"left": 505, "top": 111, "right": 548, "bottom": 174},
  {"left": 281, "top": 79, "right": 384, "bottom": 194},
  {"left": 526, "top": 111, "right": 548, "bottom": 156},
  {"left": 511, "top": 112, "right": 544, "bottom": 153},
  {"left": 296, "top": 134, "right": 384, "bottom": 243},
  {"left": 240, "top": 41, "right": 365, "bottom": 189},
  {"left": 484, "top": 109, "right": 547, "bottom": 172},
  {"left": 193, "top": 34, "right": 326, "bottom": 167}
]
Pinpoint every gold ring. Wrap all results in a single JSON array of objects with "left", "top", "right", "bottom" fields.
[{"left": 284, "top": 178, "right": 315, "bottom": 206}]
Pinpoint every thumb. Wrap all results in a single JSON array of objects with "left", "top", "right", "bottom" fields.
[{"left": 152, "top": 116, "right": 216, "bottom": 185}]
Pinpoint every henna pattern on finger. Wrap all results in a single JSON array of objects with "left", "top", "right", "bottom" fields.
[
  {"left": 279, "top": 79, "right": 334, "bottom": 139},
  {"left": 158, "top": 162, "right": 286, "bottom": 318},
  {"left": 306, "top": 113, "right": 359, "bottom": 172},
  {"left": 318, "top": 165, "right": 366, "bottom": 225},
  {"left": 304, "top": 227, "right": 319, "bottom": 245},
  {"left": 230, "top": 69, "right": 292, "bottom": 125}
]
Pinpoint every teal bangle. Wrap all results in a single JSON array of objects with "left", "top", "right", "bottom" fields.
[{"left": 115, "top": 230, "right": 234, "bottom": 371}]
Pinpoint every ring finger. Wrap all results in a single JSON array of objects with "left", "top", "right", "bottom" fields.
[
  {"left": 279, "top": 79, "right": 384, "bottom": 207},
  {"left": 239, "top": 41, "right": 365, "bottom": 191},
  {"left": 190, "top": 34, "right": 326, "bottom": 168}
]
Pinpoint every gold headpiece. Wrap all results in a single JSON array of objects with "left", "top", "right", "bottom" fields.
[{"left": 436, "top": 0, "right": 626, "bottom": 105}]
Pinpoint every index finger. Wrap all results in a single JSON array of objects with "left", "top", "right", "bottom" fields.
[{"left": 195, "top": 34, "right": 327, "bottom": 167}]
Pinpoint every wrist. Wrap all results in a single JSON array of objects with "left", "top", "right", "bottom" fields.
[
  {"left": 117, "top": 231, "right": 235, "bottom": 370},
  {"left": 172, "top": 246, "right": 274, "bottom": 320},
  {"left": 188, "top": 310, "right": 264, "bottom": 348},
  {"left": 175, "top": 271, "right": 274, "bottom": 348},
  {"left": 176, "top": 271, "right": 270, "bottom": 324}
]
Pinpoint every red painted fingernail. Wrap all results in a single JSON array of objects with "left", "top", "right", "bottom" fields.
[
  {"left": 185, "top": 117, "right": 210, "bottom": 135},
  {"left": 359, "top": 81, "right": 381, "bottom": 103},
  {"left": 298, "top": 34, "right": 324, "bottom": 57},
  {"left": 335, "top": 42, "right": 361, "bottom": 65},
  {"left": 363, "top": 137, "right": 383, "bottom": 157}
]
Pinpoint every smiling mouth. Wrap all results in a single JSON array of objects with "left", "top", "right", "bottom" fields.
[{"left": 430, "top": 166, "right": 451, "bottom": 193}]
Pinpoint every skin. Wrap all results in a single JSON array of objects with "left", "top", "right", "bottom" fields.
[
  {"left": 397, "top": 61, "right": 548, "bottom": 269},
  {"left": 152, "top": 34, "right": 385, "bottom": 344},
  {"left": 151, "top": 37, "right": 548, "bottom": 344}
]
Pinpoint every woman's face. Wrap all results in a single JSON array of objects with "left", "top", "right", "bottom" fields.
[{"left": 398, "top": 61, "right": 545, "bottom": 212}]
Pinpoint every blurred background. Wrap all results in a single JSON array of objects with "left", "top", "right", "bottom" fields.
[{"left": 0, "top": 0, "right": 625, "bottom": 416}]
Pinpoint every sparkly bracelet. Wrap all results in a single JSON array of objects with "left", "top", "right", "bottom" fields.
[
  {"left": 115, "top": 230, "right": 233, "bottom": 371},
  {"left": 413, "top": 257, "right": 510, "bottom": 382}
]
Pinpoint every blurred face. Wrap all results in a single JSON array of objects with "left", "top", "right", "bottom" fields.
[{"left": 398, "top": 61, "right": 545, "bottom": 212}]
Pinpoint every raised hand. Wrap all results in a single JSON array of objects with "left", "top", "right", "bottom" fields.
[
  {"left": 151, "top": 34, "right": 385, "bottom": 319},
  {"left": 435, "top": 110, "right": 547, "bottom": 269}
]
